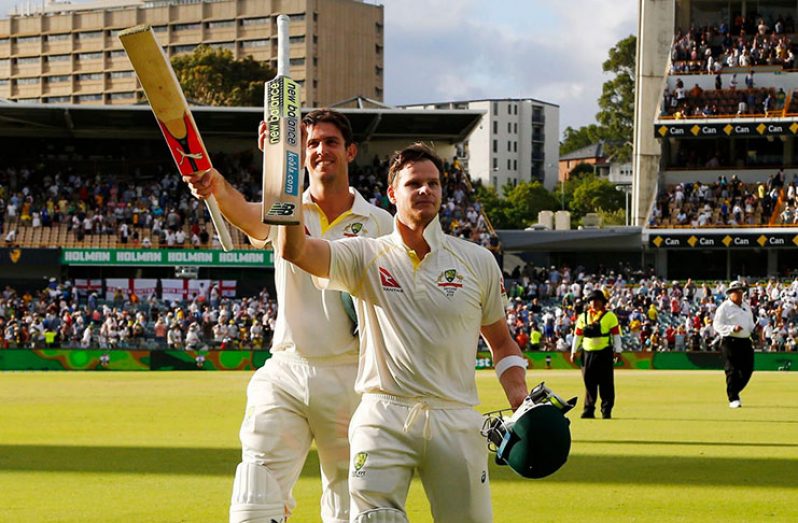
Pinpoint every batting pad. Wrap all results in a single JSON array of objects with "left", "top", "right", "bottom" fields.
[
  {"left": 229, "top": 462, "right": 285, "bottom": 523},
  {"left": 354, "top": 508, "right": 409, "bottom": 523}
]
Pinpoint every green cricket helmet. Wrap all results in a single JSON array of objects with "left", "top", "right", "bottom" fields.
[{"left": 482, "top": 382, "right": 576, "bottom": 479}]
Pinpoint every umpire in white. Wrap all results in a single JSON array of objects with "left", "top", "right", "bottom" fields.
[{"left": 712, "top": 281, "right": 756, "bottom": 408}]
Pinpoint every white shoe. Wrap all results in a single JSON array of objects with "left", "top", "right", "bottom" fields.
[{"left": 729, "top": 400, "right": 742, "bottom": 409}]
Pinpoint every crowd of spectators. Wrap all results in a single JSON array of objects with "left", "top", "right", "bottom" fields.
[
  {"left": 1, "top": 150, "right": 497, "bottom": 250},
  {"left": 0, "top": 280, "right": 278, "bottom": 351},
  {"left": 670, "top": 15, "right": 796, "bottom": 74},
  {"left": 647, "top": 172, "right": 794, "bottom": 227},
  {"left": 4, "top": 266, "right": 798, "bottom": 354},
  {"left": 502, "top": 263, "right": 798, "bottom": 354}
]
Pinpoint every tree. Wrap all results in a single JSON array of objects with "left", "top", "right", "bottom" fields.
[
  {"left": 559, "top": 35, "right": 636, "bottom": 161},
  {"left": 560, "top": 124, "right": 612, "bottom": 157},
  {"left": 569, "top": 174, "right": 625, "bottom": 219},
  {"left": 171, "top": 45, "right": 275, "bottom": 106},
  {"left": 477, "top": 181, "right": 558, "bottom": 229},
  {"left": 596, "top": 35, "right": 636, "bottom": 161}
]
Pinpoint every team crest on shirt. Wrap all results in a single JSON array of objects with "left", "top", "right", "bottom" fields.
[
  {"left": 352, "top": 452, "right": 368, "bottom": 478},
  {"left": 436, "top": 268, "right": 464, "bottom": 297},
  {"left": 343, "top": 222, "right": 366, "bottom": 237}
]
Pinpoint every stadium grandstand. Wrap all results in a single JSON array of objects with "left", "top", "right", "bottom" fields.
[{"left": 632, "top": 0, "right": 798, "bottom": 280}]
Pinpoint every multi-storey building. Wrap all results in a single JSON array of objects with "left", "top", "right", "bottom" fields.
[
  {"left": 403, "top": 98, "right": 559, "bottom": 193},
  {"left": 0, "top": 0, "right": 383, "bottom": 106}
]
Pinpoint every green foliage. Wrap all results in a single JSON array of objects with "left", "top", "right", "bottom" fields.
[
  {"left": 595, "top": 208, "right": 627, "bottom": 227},
  {"left": 477, "top": 181, "right": 558, "bottom": 229},
  {"left": 171, "top": 45, "right": 275, "bottom": 106},
  {"left": 560, "top": 124, "right": 612, "bottom": 156},
  {"left": 570, "top": 174, "right": 625, "bottom": 218},
  {"left": 560, "top": 35, "right": 636, "bottom": 162}
]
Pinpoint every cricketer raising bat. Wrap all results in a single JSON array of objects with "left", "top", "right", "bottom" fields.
[
  {"left": 262, "top": 14, "right": 302, "bottom": 225},
  {"left": 118, "top": 25, "right": 234, "bottom": 251}
]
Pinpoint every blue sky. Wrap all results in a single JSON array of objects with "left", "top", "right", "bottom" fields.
[{"left": 0, "top": 0, "right": 639, "bottom": 135}]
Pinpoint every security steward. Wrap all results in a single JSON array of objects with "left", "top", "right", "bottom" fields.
[
  {"left": 712, "top": 280, "right": 756, "bottom": 409},
  {"left": 569, "top": 289, "right": 622, "bottom": 419}
]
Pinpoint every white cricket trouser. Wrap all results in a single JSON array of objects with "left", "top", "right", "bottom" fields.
[
  {"left": 239, "top": 352, "right": 360, "bottom": 523},
  {"left": 348, "top": 394, "right": 493, "bottom": 523}
]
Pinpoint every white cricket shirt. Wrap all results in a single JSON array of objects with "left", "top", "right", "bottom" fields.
[
  {"left": 713, "top": 299, "right": 756, "bottom": 338},
  {"left": 253, "top": 188, "right": 393, "bottom": 359},
  {"left": 324, "top": 215, "right": 507, "bottom": 405}
]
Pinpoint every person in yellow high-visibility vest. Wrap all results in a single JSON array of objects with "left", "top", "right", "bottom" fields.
[{"left": 569, "top": 289, "right": 622, "bottom": 419}]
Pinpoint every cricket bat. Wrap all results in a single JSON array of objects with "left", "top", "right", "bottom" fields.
[
  {"left": 261, "top": 14, "right": 303, "bottom": 225},
  {"left": 118, "top": 25, "right": 234, "bottom": 252}
]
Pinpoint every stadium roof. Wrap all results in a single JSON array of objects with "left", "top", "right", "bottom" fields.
[{"left": 0, "top": 103, "right": 483, "bottom": 144}]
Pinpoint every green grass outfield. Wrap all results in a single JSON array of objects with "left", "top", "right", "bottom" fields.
[{"left": 1, "top": 370, "right": 796, "bottom": 522}]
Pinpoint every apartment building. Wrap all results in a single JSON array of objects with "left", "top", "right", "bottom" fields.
[
  {"left": 403, "top": 98, "right": 559, "bottom": 192},
  {"left": 0, "top": 0, "right": 383, "bottom": 106}
]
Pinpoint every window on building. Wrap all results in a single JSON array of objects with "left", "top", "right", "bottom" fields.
[
  {"left": 77, "top": 52, "right": 102, "bottom": 61},
  {"left": 17, "top": 35, "right": 40, "bottom": 44},
  {"left": 513, "top": 141, "right": 517, "bottom": 152},
  {"left": 45, "top": 96, "right": 70, "bottom": 103},
  {"left": 109, "top": 71, "right": 133, "bottom": 79},
  {"left": 241, "top": 40, "right": 269, "bottom": 48},
  {"left": 0, "top": 79, "right": 10, "bottom": 86},
  {"left": 492, "top": 139, "right": 497, "bottom": 153},
  {"left": 108, "top": 50, "right": 127, "bottom": 58},
  {"left": 290, "top": 57, "right": 306, "bottom": 66},
  {"left": 507, "top": 122, "right": 511, "bottom": 133},
  {"left": 492, "top": 157, "right": 498, "bottom": 169},
  {"left": 46, "top": 75, "right": 70, "bottom": 83},
  {"left": 514, "top": 104, "right": 518, "bottom": 115},
  {"left": 173, "top": 23, "right": 201, "bottom": 32},
  {"left": 507, "top": 141, "right": 511, "bottom": 152},
  {"left": 109, "top": 92, "right": 134, "bottom": 100},
  {"left": 492, "top": 121, "right": 497, "bottom": 134},
  {"left": 241, "top": 17, "right": 269, "bottom": 27},
  {"left": 207, "top": 20, "right": 235, "bottom": 29},
  {"left": 47, "top": 33, "right": 70, "bottom": 42},
  {"left": 287, "top": 13, "right": 306, "bottom": 21},
  {"left": 46, "top": 54, "right": 70, "bottom": 62},
  {"left": 507, "top": 159, "right": 511, "bottom": 169},
  {"left": 77, "top": 94, "right": 102, "bottom": 101},
  {"left": 153, "top": 26, "right": 168, "bottom": 33},
  {"left": 17, "top": 77, "right": 39, "bottom": 85},
  {"left": 507, "top": 104, "right": 511, "bottom": 115},
  {"left": 514, "top": 123, "right": 518, "bottom": 133},
  {"left": 78, "top": 73, "right": 102, "bottom": 81},
  {"left": 492, "top": 103, "right": 497, "bottom": 116},
  {"left": 173, "top": 45, "right": 197, "bottom": 54},
  {"left": 16, "top": 56, "right": 39, "bottom": 65},
  {"left": 290, "top": 35, "right": 306, "bottom": 44},
  {"left": 77, "top": 31, "right": 102, "bottom": 39},
  {"left": 513, "top": 160, "right": 517, "bottom": 170}
]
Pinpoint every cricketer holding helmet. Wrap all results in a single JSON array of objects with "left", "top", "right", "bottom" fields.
[
  {"left": 184, "top": 109, "right": 393, "bottom": 523},
  {"left": 569, "top": 289, "right": 622, "bottom": 419},
  {"left": 277, "top": 143, "right": 529, "bottom": 522}
]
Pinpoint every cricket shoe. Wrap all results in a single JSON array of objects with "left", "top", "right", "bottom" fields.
[{"left": 729, "top": 400, "right": 742, "bottom": 409}]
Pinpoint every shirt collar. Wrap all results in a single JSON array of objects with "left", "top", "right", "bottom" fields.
[
  {"left": 390, "top": 214, "right": 445, "bottom": 252},
  {"left": 302, "top": 187, "right": 371, "bottom": 218}
]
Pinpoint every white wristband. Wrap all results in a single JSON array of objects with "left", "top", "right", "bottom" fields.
[{"left": 495, "top": 355, "right": 528, "bottom": 378}]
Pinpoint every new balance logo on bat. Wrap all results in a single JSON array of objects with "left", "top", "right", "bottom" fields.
[{"left": 267, "top": 202, "right": 296, "bottom": 216}]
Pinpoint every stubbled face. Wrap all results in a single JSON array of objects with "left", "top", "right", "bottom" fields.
[
  {"left": 304, "top": 122, "right": 356, "bottom": 184},
  {"left": 388, "top": 159, "right": 442, "bottom": 227},
  {"left": 728, "top": 289, "right": 743, "bottom": 305}
]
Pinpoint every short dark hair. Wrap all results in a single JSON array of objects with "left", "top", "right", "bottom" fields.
[
  {"left": 387, "top": 143, "right": 444, "bottom": 186},
  {"left": 302, "top": 109, "right": 354, "bottom": 146}
]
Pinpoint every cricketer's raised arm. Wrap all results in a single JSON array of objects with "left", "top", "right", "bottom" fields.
[{"left": 276, "top": 211, "right": 331, "bottom": 279}]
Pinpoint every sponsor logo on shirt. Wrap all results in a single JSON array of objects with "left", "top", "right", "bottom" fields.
[
  {"left": 379, "top": 267, "right": 403, "bottom": 292},
  {"left": 436, "top": 268, "right": 464, "bottom": 297},
  {"left": 343, "top": 222, "right": 365, "bottom": 237},
  {"left": 352, "top": 451, "right": 368, "bottom": 478}
]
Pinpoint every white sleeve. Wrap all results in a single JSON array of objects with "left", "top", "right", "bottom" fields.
[
  {"left": 314, "top": 237, "right": 369, "bottom": 295},
  {"left": 712, "top": 303, "right": 733, "bottom": 337}
]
